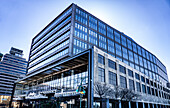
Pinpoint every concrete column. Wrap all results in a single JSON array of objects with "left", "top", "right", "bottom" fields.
[
  {"left": 129, "top": 101, "right": 131, "bottom": 108},
  {"left": 148, "top": 103, "right": 150, "bottom": 108},
  {"left": 119, "top": 100, "right": 121, "bottom": 108},
  {"left": 143, "top": 102, "right": 145, "bottom": 108},
  {"left": 152, "top": 104, "right": 155, "bottom": 108},
  {"left": 93, "top": 51, "right": 98, "bottom": 82},
  {"left": 156, "top": 104, "right": 158, "bottom": 108},
  {"left": 105, "top": 54, "right": 109, "bottom": 84},
  {"left": 116, "top": 60, "right": 120, "bottom": 86},
  {"left": 136, "top": 102, "right": 138, "bottom": 108}
]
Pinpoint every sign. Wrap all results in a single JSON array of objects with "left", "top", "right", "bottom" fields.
[
  {"left": 54, "top": 91, "right": 81, "bottom": 98},
  {"left": 76, "top": 85, "right": 86, "bottom": 94}
]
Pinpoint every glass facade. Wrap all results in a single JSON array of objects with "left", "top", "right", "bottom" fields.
[
  {"left": 28, "top": 7, "right": 72, "bottom": 74},
  {"left": 73, "top": 6, "right": 168, "bottom": 83}
]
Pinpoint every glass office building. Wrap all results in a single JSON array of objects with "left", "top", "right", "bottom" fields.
[
  {"left": 13, "top": 3, "right": 170, "bottom": 108},
  {"left": 0, "top": 47, "right": 27, "bottom": 107}
]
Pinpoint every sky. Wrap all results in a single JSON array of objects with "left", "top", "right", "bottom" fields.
[{"left": 0, "top": 0, "right": 170, "bottom": 81}]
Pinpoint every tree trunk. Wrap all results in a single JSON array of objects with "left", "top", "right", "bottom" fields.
[{"left": 100, "top": 97, "right": 102, "bottom": 108}]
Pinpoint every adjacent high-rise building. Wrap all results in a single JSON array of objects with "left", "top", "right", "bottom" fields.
[
  {"left": 13, "top": 3, "right": 170, "bottom": 108},
  {"left": 0, "top": 47, "right": 27, "bottom": 106}
]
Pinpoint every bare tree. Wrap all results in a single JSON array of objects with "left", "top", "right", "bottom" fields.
[
  {"left": 112, "top": 86, "right": 140, "bottom": 108},
  {"left": 94, "top": 82, "right": 113, "bottom": 108},
  {"left": 94, "top": 82, "right": 140, "bottom": 108},
  {"left": 120, "top": 88, "right": 140, "bottom": 101}
]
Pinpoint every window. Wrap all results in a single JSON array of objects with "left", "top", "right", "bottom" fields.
[
  {"left": 109, "top": 71, "right": 117, "bottom": 86},
  {"left": 149, "top": 71, "right": 153, "bottom": 79},
  {"left": 108, "top": 39, "right": 115, "bottom": 54},
  {"left": 139, "top": 56, "right": 143, "bottom": 66},
  {"left": 143, "top": 59, "right": 148, "bottom": 68},
  {"left": 107, "top": 26, "right": 114, "bottom": 39},
  {"left": 121, "top": 35, "right": 127, "bottom": 47},
  {"left": 123, "top": 59, "right": 129, "bottom": 65},
  {"left": 129, "top": 79, "right": 135, "bottom": 90},
  {"left": 142, "top": 84, "right": 146, "bottom": 93},
  {"left": 135, "top": 65, "right": 139, "bottom": 71},
  {"left": 145, "top": 69, "right": 149, "bottom": 76},
  {"left": 98, "top": 21, "right": 106, "bottom": 35},
  {"left": 147, "top": 61, "right": 151, "bottom": 70},
  {"left": 151, "top": 63, "right": 154, "bottom": 72},
  {"left": 114, "top": 30, "right": 120, "bottom": 43},
  {"left": 76, "top": 8, "right": 88, "bottom": 25},
  {"left": 146, "top": 78, "right": 149, "bottom": 84},
  {"left": 115, "top": 43, "right": 122, "bottom": 56},
  {"left": 129, "top": 62, "right": 135, "bottom": 68},
  {"left": 149, "top": 53, "right": 153, "bottom": 62},
  {"left": 75, "top": 22, "right": 87, "bottom": 41},
  {"left": 134, "top": 54, "right": 139, "bottom": 64},
  {"left": 140, "top": 67, "right": 144, "bottom": 74},
  {"left": 98, "top": 54, "right": 104, "bottom": 65},
  {"left": 119, "top": 65, "right": 126, "bottom": 74},
  {"left": 154, "top": 82, "right": 157, "bottom": 88},
  {"left": 146, "top": 51, "right": 150, "bottom": 60},
  {"left": 132, "top": 42, "right": 137, "bottom": 53},
  {"left": 116, "top": 56, "right": 122, "bottom": 61},
  {"left": 135, "top": 73, "right": 140, "bottom": 80},
  {"left": 122, "top": 47, "right": 128, "bottom": 59},
  {"left": 137, "top": 45, "right": 142, "bottom": 55},
  {"left": 120, "top": 76, "right": 127, "bottom": 88},
  {"left": 73, "top": 38, "right": 87, "bottom": 54},
  {"left": 89, "top": 16, "right": 97, "bottom": 31},
  {"left": 89, "top": 29, "right": 98, "bottom": 45},
  {"left": 142, "top": 48, "right": 146, "bottom": 58},
  {"left": 153, "top": 56, "right": 156, "bottom": 64},
  {"left": 128, "top": 50, "right": 134, "bottom": 62},
  {"left": 98, "top": 67, "right": 105, "bottom": 82},
  {"left": 127, "top": 39, "right": 132, "bottom": 50},
  {"left": 147, "top": 86, "right": 151, "bottom": 94},
  {"left": 141, "top": 76, "right": 145, "bottom": 83},
  {"left": 150, "top": 81, "right": 153, "bottom": 86},
  {"left": 108, "top": 59, "right": 116, "bottom": 70},
  {"left": 99, "top": 35, "right": 107, "bottom": 50},
  {"left": 151, "top": 88, "right": 155, "bottom": 95},
  {"left": 136, "top": 82, "right": 141, "bottom": 92},
  {"left": 128, "top": 69, "right": 133, "bottom": 77}
]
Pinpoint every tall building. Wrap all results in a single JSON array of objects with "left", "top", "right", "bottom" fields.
[
  {"left": 0, "top": 47, "right": 27, "bottom": 106},
  {"left": 13, "top": 3, "right": 170, "bottom": 108}
]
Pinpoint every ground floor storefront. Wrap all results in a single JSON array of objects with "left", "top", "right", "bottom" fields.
[
  {"left": 12, "top": 96, "right": 170, "bottom": 108},
  {"left": 93, "top": 98, "right": 170, "bottom": 108},
  {"left": 12, "top": 95, "right": 88, "bottom": 108}
]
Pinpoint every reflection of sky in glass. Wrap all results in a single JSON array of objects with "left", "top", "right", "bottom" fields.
[{"left": 0, "top": 0, "right": 170, "bottom": 81}]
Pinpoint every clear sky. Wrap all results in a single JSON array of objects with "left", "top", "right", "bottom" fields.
[{"left": 0, "top": 0, "right": 170, "bottom": 81}]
